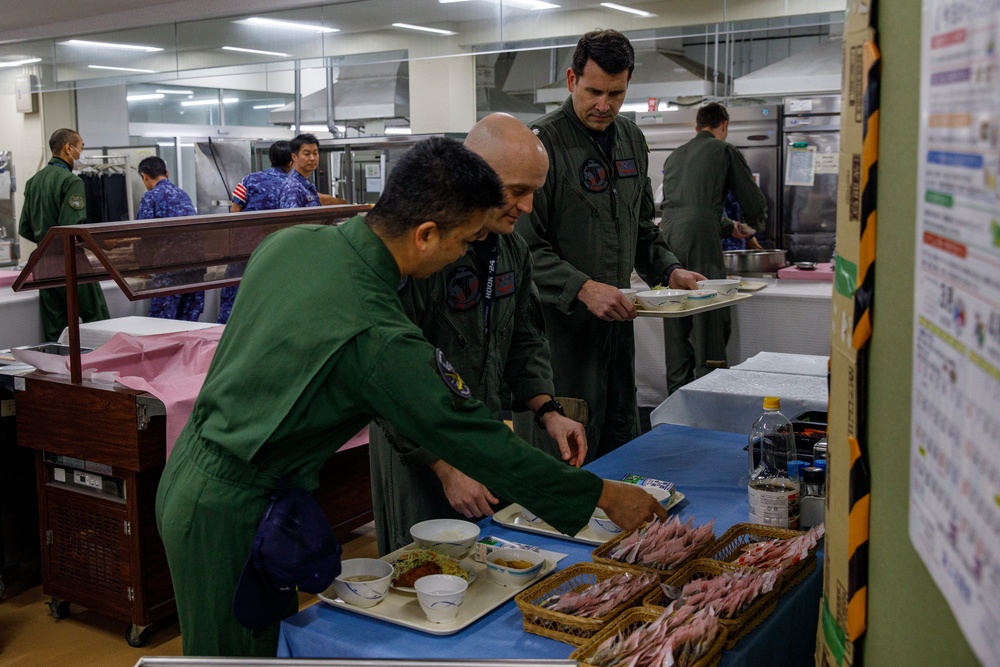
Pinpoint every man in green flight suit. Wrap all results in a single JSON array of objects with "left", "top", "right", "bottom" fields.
[
  {"left": 369, "top": 113, "right": 588, "bottom": 555},
  {"left": 155, "top": 136, "right": 666, "bottom": 657},
  {"left": 18, "top": 128, "right": 110, "bottom": 341},
  {"left": 660, "top": 102, "right": 767, "bottom": 393},
  {"left": 514, "top": 29, "right": 704, "bottom": 460}
]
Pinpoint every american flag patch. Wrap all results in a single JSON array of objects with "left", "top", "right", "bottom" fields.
[
  {"left": 495, "top": 271, "right": 515, "bottom": 297},
  {"left": 232, "top": 182, "right": 248, "bottom": 204}
]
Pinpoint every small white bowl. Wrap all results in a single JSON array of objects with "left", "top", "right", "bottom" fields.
[
  {"left": 685, "top": 289, "right": 719, "bottom": 307},
  {"left": 588, "top": 509, "right": 623, "bottom": 541},
  {"left": 332, "top": 558, "right": 394, "bottom": 608},
  {"left": 414, "top": 574, "right": 468, "bottom": 623},
  {"left": 619, "top": 288, "right": 639, "bottom": 302},
  {"left": 696, "top": 279, "right": 740, "bottom": 300},
  {"left": 636, "top": 289, "right": 689, "bottom": 312},
  {"left": 410, "top": 519, "right": 480, "bottom": 560},
  {"left": 484, "top": 547, "right": 545, "bottom": 588}
]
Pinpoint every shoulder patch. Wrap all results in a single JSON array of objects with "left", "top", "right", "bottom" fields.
[
  {"left": 68, "top": 194, "right": 84, "bottom": 211},
  {"left": 581, "top": 159, "right": 609, "bottom": 193},
  {"left": 446, "top": 265, "right": 481, "bottom": 311},
  {"left": 436, "top": 348, "right": 471, "bottom": 399}
]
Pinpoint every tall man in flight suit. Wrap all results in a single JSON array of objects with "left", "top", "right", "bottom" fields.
[
  {"left": 514, "top": 29, "right": 704, "bottom": 460},
  {"left": 660, "top": 102, "right": 767, "bottom": 392},
  {"left": 18, "top": 128, "right": 110, "bottom": 342},
  {"left": 155, "top": 136, "right": 666, "bottom": 657},
  {"left": 369, "top": 113, "right": 587, "bottom": 555}
]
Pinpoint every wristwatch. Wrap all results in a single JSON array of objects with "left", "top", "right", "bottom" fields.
[{"left": 533, "top": 399, "right": 566, "bottom": 428}]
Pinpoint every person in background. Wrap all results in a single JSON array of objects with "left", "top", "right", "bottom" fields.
[
  {"left": 278, "top": 133, "right": 321, "bottom": 209},
  {"left": 514, "top": 29, "right": 704, "bottom": 461},
  {"left": 719, "top": 191, "right": 763, "bottom": 252},
  {"left": 155, "top": 136, "right": 665, "bottom": 657},
  {"left": 660, "top": 102, "right": 767, "bottom": 393},
  {"left": 136, "top": 156, "right": 205, "bottom": 322},
  {"left": 369, "top": 113, "right": 588, "bottom": 555},
  {"left": 18, "top": 128, "right": 110, "bottom": 342}
]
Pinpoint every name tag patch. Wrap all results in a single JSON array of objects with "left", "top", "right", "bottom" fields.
[
  {"left": 615, "top": 158, "right": 639, "bottom": 178},
  {"left": 580, "top": 159, "right": 609, "bottom": 193},
  {"left": 495, "top": 271, "right": 515, "bottom": 298},
  {"left": 446, "top": 265, "right": 482, "bottom": 311},
  {"left": 436, "top": 348, "right": 471, "bottom": 399}
]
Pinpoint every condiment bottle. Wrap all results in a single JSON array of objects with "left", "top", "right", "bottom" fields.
[{"left": 748, "top": 396, "right": 801, "bottom": 529}]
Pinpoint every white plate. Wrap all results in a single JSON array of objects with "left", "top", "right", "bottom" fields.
[
  {"left": 635, "top": 292, "right": 751, "bottom": 318},
  {"left": 390, "top": 559, "right": 477, "bottom": 593},
  {"left": 318, "top": 543, "right": 565, "bottom": 635},
  {"left": 493, "top": 491, "right": 686, "bottom": 546}
]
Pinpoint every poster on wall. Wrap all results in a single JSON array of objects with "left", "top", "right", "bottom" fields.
[{"left": 911, "top": 1, "right": 1000, "bottom": 664}]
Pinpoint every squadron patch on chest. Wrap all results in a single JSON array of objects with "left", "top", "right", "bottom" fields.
[
  {"left": 615, "top": 158, "right": 639, "bottom": 178},
  {"left": 495, "top": 271, "right": 515, "bottom": 298},
  {"left": 580, "top": 159, "right": 609, "bottom": 193},
  {"left": 446, "top": 265, "right": 481, "bottom": 311},
  {"left": 436, "top": 348, "right": 471, "bottom": 399},
  {"left": 68, "top": 194, "right": 84, "bottom": 210}
]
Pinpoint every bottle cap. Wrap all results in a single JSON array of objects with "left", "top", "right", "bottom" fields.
[
  {"left": 814, "top": 459, "right": 827, "bottom": 471},
  {"left": 787, "top": 460, "right": 806, "bottom": 479},
  {"left": 763, "top": 396, "right": 781, "bottom": 410},
  {"left": 803, "top": 467, "right": 825, "bottom": 484}
]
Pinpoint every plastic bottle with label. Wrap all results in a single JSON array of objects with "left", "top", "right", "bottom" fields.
[{"left": 747, "top": 396, "right": 800, "bottom": 529}]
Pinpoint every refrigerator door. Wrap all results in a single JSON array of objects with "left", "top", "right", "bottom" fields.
[{"left": 782, "top": 130, "right": 840, "bottom": 262}]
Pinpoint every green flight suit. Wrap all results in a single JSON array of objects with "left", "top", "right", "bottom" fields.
[
  {"left": 18, "top": 157, "right": 110, "bottom": 341},
  {"left": 369, "top": 232, "right": 558, "bottom": 555},
  {"left": 513, "top": 98, "right": 679, "bottom": 460},
  {"left": 660, "top": 130, "right": 767, "bottom": 393},
  {"left": 154, "top": 217, "right": 603, "bottom": 657}
]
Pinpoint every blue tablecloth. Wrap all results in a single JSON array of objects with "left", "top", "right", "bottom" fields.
[{"left": 277, "top": 424, "right": 821, "bottom": 665}]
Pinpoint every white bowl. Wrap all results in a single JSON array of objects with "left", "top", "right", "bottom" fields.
[
  {"left": 410, "top": 519, "right": 480, "bottom": 560},
  {"left": 332, "top": 558, "right": 394, "bottom": 608},
  {"left": 685, "top": 289, "right": 719, "bottom": 307},
  {"left": 414, "top": 574, "right": 468, "bottom": 623},
  {"left": 696, "top": 279, "right": 740, "bottom": 300},
  {"left": 484, "top": 547, "right": 545, "bottom": 588},
  {"left": 636, "top": 289, "right": 689, "bottom": 312},
  {"left": 588, "top": 508, "right": 623, "bottom": 541},
  {"left": 619, "top": 288, "right": 639, "bottom": 302}
]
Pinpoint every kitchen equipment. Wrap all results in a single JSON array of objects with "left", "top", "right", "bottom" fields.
[
  {"left": 794, "top": 261, "right": 817, "bottom": 270},
  {"left": 723, "top": 250, "right": 788, "bottom": 275}
]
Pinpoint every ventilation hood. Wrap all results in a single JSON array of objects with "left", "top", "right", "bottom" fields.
[
  {"left": 733, "top": 40, "right": 842, "bottom": 97},
  {"left": 269, "top": 61, "right": 409, "bottom": 124},
  {"left": 535, "top": 50, "right": 715, "bottom": 105}
]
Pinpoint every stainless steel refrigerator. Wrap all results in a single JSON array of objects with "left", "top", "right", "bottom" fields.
[
  {"left": 781, "top": 95, "right": 841, "bottom": 262},
  {"left": 0, "top": 151, "right": 16, "bottom": 267}
]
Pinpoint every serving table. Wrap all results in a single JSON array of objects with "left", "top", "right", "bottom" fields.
[{"left": 277, "top": 424, "right": 822, "bottom": 666}]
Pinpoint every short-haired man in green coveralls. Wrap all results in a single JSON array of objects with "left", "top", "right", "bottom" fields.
[
  {"left": 18, "top": 128, "right": 110, "bottom": 341},
  {"left": 369, "top": 113, "right": 589, "bottom": 555},
  {"left": 155, "top": 136, "right": 666, "bottom": 657},
  {"left": 514, "top": 30, "right": 705, "bottom": 460}
]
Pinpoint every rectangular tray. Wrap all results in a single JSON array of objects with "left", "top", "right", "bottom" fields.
[
  {"left": 492, "top": 491, "right": 686, "bottom": 546},
  {"left": 635, "top": 292, "right": 751, "bottom": 318},
  {"left": 318, "top": 543, "right": 566, "bottom": 636}
]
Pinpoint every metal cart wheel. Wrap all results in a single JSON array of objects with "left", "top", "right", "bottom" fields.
[
  {"left": 47, "top": 598, "right": 70, "bottom": 619},
  {"left": 125, "top": 623, "right": 151, "bottom": 648}
]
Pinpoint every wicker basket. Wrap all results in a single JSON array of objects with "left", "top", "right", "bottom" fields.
[
  {"left": 641, "top": 558, "right": 779, "bottom": 649},
  {"left": 704, "top": 523, "right": 818, "bottom": 594},
  {"left": 569, "top": 606, "right": 727, "bottom": 667},
  {"left": 591, "top": 522, "right": 715, "bottom": 578},
  {"left": 513, "top": 562, "right": 660, "bottom": 646}
]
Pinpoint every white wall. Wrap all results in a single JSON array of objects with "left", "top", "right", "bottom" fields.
[{"left": 409, "top": 54, "right": 477, "bottom": 134}]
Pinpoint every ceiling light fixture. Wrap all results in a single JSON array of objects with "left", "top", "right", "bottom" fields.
[
  {"left": 392, "top": 23, "right": 457, "bottom": 36},
  {"left": 88, "top": 65, "right": 156, "bottom": 73},
  {"left": 0, "top": 57, "right": 42, "bottom": 68},
  {"left": 384, "top": 127, "right": 412, "bottom": 135},
  {"left": 498, "top": 0, "right": 560, "bottom": 10},
  {"left": 65, "top": 39, "right": 163, "bottom": 52},
  {"left": 599, "top": 3, "right": 655, "bottom": 17},
  {"left": 252, "top": 103, "right": 287, "bottom": 109},
  {"left": 155, "top": 89, "right": 194, "bottom": 95},
  {"left": 222, "top": 46, "right": 290, "bottom": 57},
  {"left": 239, "top": 17, "right": 339, "bottom": 34},
  {"left": 181, "top": 97, "right": 240, "bottom": 107},
  {"left": 126, "top": 93, "right": 165, "bottom": 101}
]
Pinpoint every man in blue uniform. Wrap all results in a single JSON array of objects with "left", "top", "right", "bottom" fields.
[
  {"left": 278, "top": 133, "right": 321, "bottom": 209},
  {"left": 19, "top": 128, "right": 110, "bottom": 341},
  {"left": 136, "top": 156, "right": 205, "bottom": 321}
]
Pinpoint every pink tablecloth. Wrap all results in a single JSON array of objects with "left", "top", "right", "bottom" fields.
[
  {"left": 777, "top": 262, "right": 834, "bottom": 281},
  {"left": 0, "top": 269, "right": 21, "bottom": 289}
]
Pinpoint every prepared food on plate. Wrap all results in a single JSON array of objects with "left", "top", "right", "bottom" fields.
[
  {"left": 392, "top": 549, "right": 469, "bottom": 588},
  {"left": 608, "top": 516, "right": 715, "bottom": 570},
  {"left": 661, "top": 568, "right": 777, "bottom": 619},
  {"left": 541, "top": 570, "right": 658, "bottom": 618},
  {"left": 734, "top": 523, "right": 824, "bottom": 572},
  {"left": 583, "top": 604, "right": 721, "bottom": 667}
]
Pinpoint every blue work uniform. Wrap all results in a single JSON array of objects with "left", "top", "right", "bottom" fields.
[
  {"left": 220, "top": 167, "right": 289, "bottom": 323},
  {"left": 277, "top": 169, "right": 319, "bottom": 209},
  {"left": 137, "top": 178, "right": 205, "bottom": 322}
]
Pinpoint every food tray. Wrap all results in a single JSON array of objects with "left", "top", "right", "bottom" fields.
[
  {"left": 570, "top": 606, "right": 726, "bottom": 667},
  {"left": 736, "top": 280, "right": 768, "bottom": 291},
  {"left": 590, "top": 519, "right": 713, "bottom": 578},
  {"left": 642, "top": 558, "right": 779, "bottom": 649},
  {"left": 492, "top": 491, "right": 685, "bottom": 546},
  {"left": 635, "top": 292, "right": 751, "bottom": 318},
  {"left": 704, "top": 523, "right": 819, "bottom": 594},
  {"left": 514, "top": 562, "right": 660, "bottom": 646},
  {"left": 317, "top": 543, "right": 566, "bottom": 635}
]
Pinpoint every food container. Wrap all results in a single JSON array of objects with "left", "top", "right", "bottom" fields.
[
  {"left": 483, "top": 547, "right": 545, "bottom": 587},
  {"left": 723, "top": 249, "right": 788, "bottom": 274},
  {"left": 696, "top": 279, "right": 740, "bottom": 300},
  {"left": 332, "top": 558, "right": 394, "bottom": 608},
  {"left": 636, "top": 289, "right": 688, "bottom": 312},
  {"left": 591, "top": 520, "right": 715, "bottom": 578},
  {"left": 702, "top": 523, "right": 819, "bottom": 595},
  {"left": 410, "top": 518, "right": 480, "bottom": 560}
]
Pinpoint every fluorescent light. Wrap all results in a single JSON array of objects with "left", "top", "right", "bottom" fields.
[
  {"left": 439, "top": 0, "right": 472, "bottom": 2},
  {"left": 156, "top": 141, "right": 194, "bottom": 147},
  {"left": 500, "top": 0, "right": 559, "bottom": 9},
  {"left": 181, "top": 97, "right": 239, "bottom": 107},
  {"left": 126, "top": 93, "right": 165, "bottom": 101},
  {"left": 384, "top": 127, "right": 412, "bottom": 135},
  {"left": 222, "top": 46, "right": 290, "bottom": 57},
  {"left": 89, "top": 65, "right": 156, "bottom": 73},
  {"left": 239, "top": 17, "right": 339, "bottom": 34},
  {"left": 252, "top": 103, "right": 287, "bottom": 109},
  {"left": 65, "top": 39, "right": 163, "bottom": 52},
  {"left": 155, "top": 88, "right": 194, "bottom": 95},
  {"left": 600, "top": 3, "right": 655, "bottom": 17},
  {"left": 392, "top": 23, "right": 457, "bottom": 35},
  {"left": 293, "top": 125, "right": 335, "bottom": 133},
  {"left": 0, "top": 57, "right": 42, "bottom": 68}
]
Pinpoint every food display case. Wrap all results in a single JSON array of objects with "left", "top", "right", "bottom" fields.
[{"left": 10, "top": 204, "right": 371, "bottom": 646}]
